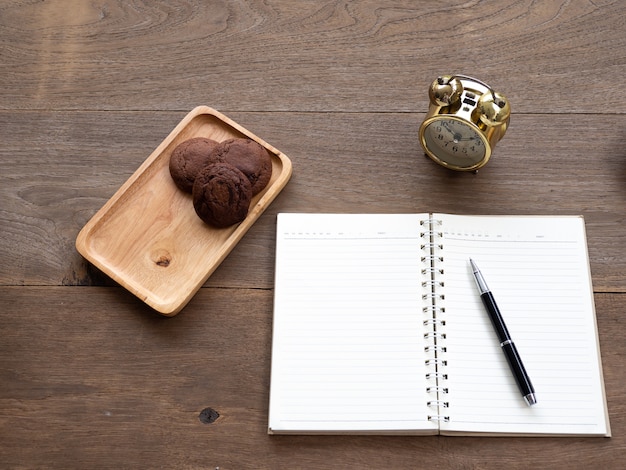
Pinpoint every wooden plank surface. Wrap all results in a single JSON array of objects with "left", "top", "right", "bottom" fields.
[
  {"left": 1, "top": 0, "right": 626, "bottom": 468},
  {"left": 0, "top": 287, "right": 623, "bottom": 469},
  {"left": 1, "top": 0, "right": 624, "bottom": 114},
  {"left": 1, "top": 111, "right": 625, "bottom": 291}
]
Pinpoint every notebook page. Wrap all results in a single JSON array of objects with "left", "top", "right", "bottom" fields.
[
  {"left": 436, "top": 215, "right": 610, "bottom": 436},
  {"left": 268, "top": 213, "right": 437, "bottom": 434}
]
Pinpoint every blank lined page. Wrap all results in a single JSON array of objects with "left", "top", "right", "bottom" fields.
[
  {"left": 437, "top": 215, "right": 610, "bottom": 436},
  {"left": 268, "top": 213, "right": 436, "bottom": 434}
]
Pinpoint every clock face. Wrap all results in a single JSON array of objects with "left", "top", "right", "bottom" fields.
[{"left": 421, "top": 117, "right": 488, "bottom": 170}]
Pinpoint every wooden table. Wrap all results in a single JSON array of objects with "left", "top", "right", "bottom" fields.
[{"left": 1, "top": 1, "right": 624, "bottom": 468}]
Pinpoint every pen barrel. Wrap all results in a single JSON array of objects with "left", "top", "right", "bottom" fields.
[
  {"left": 480, "top": 292, "right": 511, "bottom": 342},
  {"left": 480, "top": 291, "right": 536, "bottom": 398},
  {"left": 501, "top": 341, "right": 535, "bottom": 397}
]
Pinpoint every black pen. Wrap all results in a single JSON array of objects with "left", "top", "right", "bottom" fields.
[{"left": 469, "top": 258, "right": 537, "bottom": 406}]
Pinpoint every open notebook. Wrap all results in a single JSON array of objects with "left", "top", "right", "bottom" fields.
[{"left": 267, "top": 213, "right": 610, "bottom": 436}]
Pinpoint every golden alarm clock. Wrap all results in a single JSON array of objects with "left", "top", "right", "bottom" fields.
[{"left": 419, "top": 74, "right": 510, "bottom": 171}]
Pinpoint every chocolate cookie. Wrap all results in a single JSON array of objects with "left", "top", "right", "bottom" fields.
[
  {"left": 169, "top": 137, "right": 221, "bottom": 193},
  {"left": 192, "top": 163, "right": 253, "bottom": 228},
  {"left": 213, "top": 138, "right": 272, "bottom": 195}
]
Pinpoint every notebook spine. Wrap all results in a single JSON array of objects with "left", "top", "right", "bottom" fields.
[{"left": 420, "top": 217, "right": 449, "bottom": 422}]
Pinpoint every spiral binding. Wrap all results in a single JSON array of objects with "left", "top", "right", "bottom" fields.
[
  {"left": 426, "top": 372, "right": 448, "bottom": 380},
  {"left": 427, "top": 400, "right": 449, "bottom": 408},
  {"left": 422, "top": 292, "right": 440, "bottom": 301},
  {"left": 427, "top": 415, "right": 450, "bottom": 422},
  {"left": 422, "top": 307, "right": 445, "bottom": 316},
  {"left": 424, "top": 358, "right": 447, "bottom": 366},
  {"left": 421, "top": 216, "right": 449, "bottom": 423},
  {"left": 424, "top": 332, "right": 446, "bottom": 341},
  {"left": 420, "top": 242, "right": 443, "bottom": 250}
]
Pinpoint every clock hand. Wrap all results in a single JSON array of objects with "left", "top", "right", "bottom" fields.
[
  {"left": 441, "top": 122, "right": 456, "bottom": 137},
  {"left": 441, "top": 122, "right": 466, "bottom": 144},
  {"left": 462, "top": 135, "right": 482, "bottom": 143}
]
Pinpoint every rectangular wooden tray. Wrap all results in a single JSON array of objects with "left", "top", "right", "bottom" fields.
[{"left": 76, "top": 106, "right": 292, "bottom": 316}]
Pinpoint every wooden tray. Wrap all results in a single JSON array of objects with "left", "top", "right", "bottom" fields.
[{"left": 75, "top": 106, "right": 292, "bottom": 316}]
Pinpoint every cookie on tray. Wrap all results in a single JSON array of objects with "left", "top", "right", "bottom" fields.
[
  {"left": 169, "top": 137, "right": 221, "bottom": 193},
  {"left": 192, "top": 162, "right": 253, "bottom": 228}
]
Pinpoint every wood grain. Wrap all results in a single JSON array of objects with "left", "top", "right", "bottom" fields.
[
  {"left": 1, "top": 0, "right": 626, "bottom": 467},
  {"left": 2, "top": 111, "right": 625, "bottom": 291},
  {"left": 0, "top": 287, "right": 623, "bottom": 469},
  {"left": 0, "top": 1, "right": 624, "bottom": 113}
]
